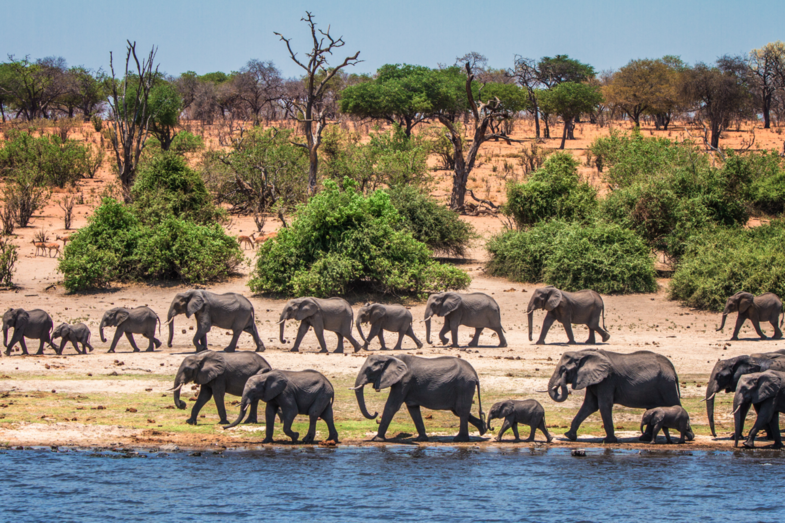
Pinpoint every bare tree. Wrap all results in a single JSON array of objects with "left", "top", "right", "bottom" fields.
[
  {"left": 749, "top": 42, "right": 785, "bottom": 129},
  {"left": 275, "top": 12, "right": 361, "bottom": 194},
  {"left": 106, "top": 41, "right": 159, "bottom": 202},
  {"left": 234, "top": 60, "right": 283, "bottom": 126}
]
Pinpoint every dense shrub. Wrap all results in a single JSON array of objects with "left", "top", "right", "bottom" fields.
[
  {"left": 487, "top": 220, "right": 656, "bottom": 294},
  {"left": 0, "top": 238, "right": 18, "bottom": 287},
  {"left": 502, "top": 153, "right": 597, "bottom": 228},
  {"left": 385, "top": 186, "right": 474, "bottom": 257},
  {"left": 146, "top": 131, "right": 205, "bottom": 155},
  {"left": 669, "top": 222, "right": 785, "bottom": 311},
  {"left": 0, "top": 130, "right": 95, "bottom": 187},
  {"left": 248, "top": 180, "right": 470, "bottom": 297}
]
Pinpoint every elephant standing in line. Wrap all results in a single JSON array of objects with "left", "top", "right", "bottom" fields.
[
  {"left": 424, "top": 292, "right": 506, "bottom": 348},
  {"left": 352, "top": 354, "right": 486, "bottom": 442},
  {"left": 52, "top": 323, "right": 93, "bottom": 355},
  {"left": 486, "top": 399, "right": 553, "bottom": 443},
  {"left": 3, "top": 308, "right": 55, "bottom": 356},
  {"left": 704, "top": 351, "right": 785, "bottom": 436},
  {"left": 527, "top": 286, "right": 609, "bottom": 345},
  {"left": 732, "top": 370, "right": 785, "bottom": 449},
  {"left": 717, "top": 292, "right": 783, "bottom": 340},
  {"left": 355, "top": 303, "right": 422, "bottom": 351},
  {"left": 100, "top": 306, "right": 161, "bottom": 353},
  {"left": 165, "top": 289, "right": 264, "bottom": 352},
  {"left": 639, "top": 406, "right": 694, "bottom": 444},
  {"left": 225, "top": 369, "right": 338, "bottom": 444},
  {"left": 278, "top": 297, "right": 361, "bottom": 353},
  {"left": 171, "top": 351, "right": 271, "bottom": 425},
  {"left": 548, "top": 349, "right": 681, "bottom": 443}
]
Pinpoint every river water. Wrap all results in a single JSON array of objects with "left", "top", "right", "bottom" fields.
[{"left": 1, "top": 445, "right": 783, "bottom": 522}]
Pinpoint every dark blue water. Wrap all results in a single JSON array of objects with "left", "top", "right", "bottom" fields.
[{"left": 1, "top": 446, "right": 783, "bottom": 522}]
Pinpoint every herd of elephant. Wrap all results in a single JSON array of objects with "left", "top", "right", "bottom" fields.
[{"left": 3, "top": 287, "right": 785, "bottom": 447}]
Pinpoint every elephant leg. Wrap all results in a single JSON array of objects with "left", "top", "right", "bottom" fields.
[
  {"left": 85, "top": 339, "right": 94, "bottom": 352},
  {"left": 280, "top": 409, "right": 299, "bottom": 442},
  {"left": 562, "top": 322, "right": 576, "bottom": 344},
  {"left": 392, "top": 332, "right": 404, "bottom": 351},
  {"left": 321, "top": 403, "right": 339, "bottom": 442},
  {"left": 495, "top": 327, "right": 507, "bottom": 348},
  {"left": 593, "top": 322, "right": 610, "bottom": 342},
  {"left": 663, "top": 427, "right": 672, "bottom": 444},
  {"left": 449, "top": 317, "right": 461, "bottom": 348},
  {"left": 468, "top": 328, "right": 483, "bottom": 347},
  {"left": 342, "top": 331, "right": 362, "bottom": 353},
  {"left": 438, "top": 321, "right": 451, "bottom": 346},
  {"left": 36, "top": 338, "right": 45, "bottom": 355},
  {"left": 187, "top": 387, "right": 213, "bottom": 425},
  {"left": 538, "top": 419, "right": 553, "bottom": 443},
  {"left": 192, "top": 331, "right": 207, "bottom": 352},
  {"left": 373, "top": 393, "right": 405, "bottom": 442},
  {"left": 406, "top": 326, "right": 423, "bottom": 349},
  {"left": 223, "top": 331, "right": 241, "bottom": 352},
  {"left": 524, "top": 424, "right": 537, "bottom": 443},
  {"left": 145, "top": 334, "right": 157, "bottom": 352},
  {"left": 752, "top": 320, "right": 768, "bottom": 339},
  {"left": 650, "top": 422, "right": 663, "bottom": 444},
  {"left": 125, "top": 332, "right": 140, "bottom": 352},
  {"left": 513, "top": 423, "right": 524, "bottom": 442},
  {"left": 246, "top": 321, "right": 265, "bottom": 351},
  {"left": 290, "top": 321, "right": 310, "bottom": 353},
  {"left": 310, "top": 325, "right": 329, "bottom": 354},
  {"left": 598, "top": 396, "right": 618, "bottom": 444},
  {"left": 753, "top": 403, "right": 770, "bottom": 440},
  {"left": 407, "top": 404, "right": 428, "bottom": 441},
  {"left": 769, "top": 413, "right": 783, "bottom": 449},
  {"left": 565, "top": 391, "right": 599, "bottom": 441},
  {"left": 303, "top": 415, "right": 319, "bottom": 444},
  {"left": 771, "top": 320, "right": 783, "bottom": 340},
  {"left": 454, "top": 413, "right": 471, "bottom": 442},
  {"left": 262, "top": 403, "right": 277, "bottom": 444},
  {"left": 731, "top": 315, "right": 745, "bottom": 340},
  {"left": 467, "top": 412, "right": 486, "bottom": 435},
  {"left": 334, "top": 333, "right": 345, "bottom": 354},
  {"left": 365, "top": 323, "right": 383, "bottom": 351},
  {"left": 536, "top": 313, "right": 556, "bottom": 345},
  {"left": 19, "top": 337, "right": 28, "bottom": 355},
  {"left": 745, "top": 403, "right": 776, "bottom": 448},
  {"left": 244, "top": 400, "right": 259, "bottom": 424},
  {"left": 586, "top": 329, "right": 597, "bottom": 345},
  {"left": 107, "top": 330, "right": 123, "bottom": 353},
  {"left": 212, "top": 384, "right": 229, "bottom": 424},
  {"left": 496, "top": 418, "right": 511, "bottom": 442}
]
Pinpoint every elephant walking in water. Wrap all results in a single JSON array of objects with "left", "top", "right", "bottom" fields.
[
  {"left": 424, "top": 292, "right": 506, "bottom": 348},
  {"left": 353, "top": 354, "right": 486, "bottom": 442},
  {"left": 548, "top": 349, "right": 681, "bottom": 443},
  {"left": 717, "top": 292, "right": 783, "bottom": 340},
  {"left": 527, "top": 286, "right": 609, "bottom": 345},
  {"left": 278, "top": 297, "right": 361, "bottom": 353}
]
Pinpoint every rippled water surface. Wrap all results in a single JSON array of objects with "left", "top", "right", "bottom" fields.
[{"left": 1, "top": 446, "right": 784, "bottom": 522}]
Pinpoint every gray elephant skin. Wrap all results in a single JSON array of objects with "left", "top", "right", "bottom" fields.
[
  {"left": 705, "top": 351, "right": 785, "bottom": 436},
  {"left": 527, "top": 286, "right": 609, "bottom": 345},
  {"left": 486, "top": 399, "right": 553, "bottom": 442},
  {"left": 165, "top": 289, "right": 264, "bottom": 352},
  {"left": 353, "top": 354, "right": 486, "bottom": 442},
  {"left": 226, "top": 369, "right": 338, "bottom": 444},
  {"left": 548, "top": 349, "right": 681, "bottom": 443},
  {"left": 424, "top": 292, "right": 506, "bottom": 347},
  {"left": 356, "top": 303, "right": 422, "bottom": 351},
  {"left": 52, "top": 323, "right": 93, "bottom": 355},
  {"left": 279, "top": 297, "right": 361, "bottom": 353},
  {"left": 639, "top": 406, "right": 694, "bottom": 444},
  {"left": 3, "top": 308, "right": 55, "bottom": 355},
  {"left": 100, "top": 306, "right": 161, "bottom": 353},
  {"left": 733, "top": 370, "right": 785, "bottom": 449},
  {"left": 717, "top": 291, "right": 783, "bottom": 340},
  {"left": 171, "top": 351, "right": 271, "bottom": 425}
]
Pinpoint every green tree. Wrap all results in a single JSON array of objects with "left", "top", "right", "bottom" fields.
[
  {"left": 538, "top": 82, "right": 603, "bottom": 149},
  {"left": 603, "top": 58, "right": 682, "bottom": 128},
  {"left": 146, "top": 81, "right": 183, "bottom": 151}
]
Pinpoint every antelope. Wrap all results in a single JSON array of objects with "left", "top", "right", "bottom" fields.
[
  {"left": 32, "top": 240, "right": 47, "bottom": 257},
  {"left": 45, "top": 243, "right": 61, "bottom": 258},
  {"left": 237, "top": 233, "right": 255, "bottom": 250},
  {"left": 56, "top": 234, "right": 72, "bottom": 246},
  {"left": 253, "top": 231, "right": 278, "bottom": 246}
]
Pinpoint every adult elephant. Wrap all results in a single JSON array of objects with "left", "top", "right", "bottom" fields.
[
  {"left": 352, "top": 354, "right": 486, "bottom": 442},
  {"left": 355, "top": 303, "right": 422, "bottom": 351},
  {"left": 717, "top": 291, "right": 783, "bottom": 340},
  {"left": 3, "top": 308, "right": 56, "bottom": 356},
  {"left": 165, "top": 289, "right": 264, "bottom": 352},
  {"left": 170, "top": 351, "right": 271, "bottom": 425},
  {"left": 704, "top": 351, "right": 785, "bottom": 436},
  {"left": 548, "top": 349, "right": 681, "bottom": 443},
  {"left": 527, "top": 286, "right": 609, "bottom": 345},
  {"left": 278, "top": 297, "right": 361, "bottom": 353},
  {"left": 732, "top": 370, "right": 785, "bottom": 449},
  {"left": 424, "top": 292, "right": 506, "bottom": 348},
  {"left": 99, "top": 306, "right": 161, "bottom": 353}
]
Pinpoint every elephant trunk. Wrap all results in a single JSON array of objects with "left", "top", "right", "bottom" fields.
[
  {"left": 167, "top": 305, "right": 177, "bottom": 348},
  {"left": 355, "top": 317, "right": 367, "bottom": 344},
  {"left": 279, "top": 312, "right": 287, "bottom": 343},
  {"left": 640, "top": 418, "right": 645, "bottom": 435},
  {"left": 705, "top": 379, "right": 720, "bottom": 437},
  {"left": 99, "top": 318, "right": 107, "bottom": 343},
  {"left": 717, "top": 314, "right": 728, "bottom": 332},
  {"left": 3, "top": 326, "right": 8, "bottom": 348},
  {"left": 425, "top": 318, "right": 432, "bottom": 344},
  {"left": 527, "top": 310, "right": 534, "bottom": 342},
  {"left": 225, "top": 400, "right": 248, "bottom": 429},
  {"left": 171, "top": 374, "right": 187, "bottom": 410},
  {"left": 354, "top": 385, "right": 378, "bottom": 420},
  {"left": 732, "top": 394, "right": 747, "bottom": 447},
  {"left": 548, "top": 371, "right": 569, "bottom": 403},
  {"left": 486, "top": 414, "right": 495, "bottom": 432}
]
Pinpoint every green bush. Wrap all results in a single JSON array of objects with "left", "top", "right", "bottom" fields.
[
  {"left": 502, "top": 153, "right": 597, "bottom": 228},
  {"left": 0, "top": 130, "right": 93, "bottom": 187},
  {"left": 248, "top": 179, "right": 470, "bottom": 297},
  {"left": 146, "top": 131, "right": 205, "bottom": 155},
  {"left": 669, "top": 222, "right": 785, "bottom": 311},
  {"left": 487, "top": 220, "right": 656, "bottom": 294},
  {"left": 385, "top": 185, "right": 474, "bottom": 257}
]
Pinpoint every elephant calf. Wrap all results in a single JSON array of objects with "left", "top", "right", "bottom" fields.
[
  {"left": 226, "top": 369, "right": 338, "bottom": 444},
  {"left": 278, "top": 297, "right": 361, "bottom": 353},
  {"left": 487, "top": 399, "right": 553, "bottom": 443},
  {"left": 733, "top": 370, "right": 785, "bottom": 449},
  {"left": 100, "top": 306, "right": 161, "bottom": 353},
  {"left": 424, "top": 292, "right": 507, "bottom": 348},
  {"left": 717, "top": 291, "right": 783, "bottom": 341},
  {"left": 527, "top": 286, "right": 609, "bottom": 345},
  {"left": 52, "top": 323, "right": 93, "bottom": 355},
  {"left": 3, "top": 308, "right": 56, "bottom": 356},
  {"left": 356, "top": 303, "right": 422, "bottom": 351},
  {"left": 639, "top": 406, "right": 694, "bottom": 444}
]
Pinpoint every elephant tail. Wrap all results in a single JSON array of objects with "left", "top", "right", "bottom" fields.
[
  {"left": 156, "top": 314, "right": 161, "bottom": 336},
  {"left": 476, "top": 381, "right": 485, "bottom": 423},
  {"left": 781, "top": 304, "right": 784, "bottom": 328},
  {"left": 601, "top": 296, "right": 607, "bottom": 331}
]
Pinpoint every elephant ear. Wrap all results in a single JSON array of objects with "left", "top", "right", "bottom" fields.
[
  {"left": 738, "top": 293, "right": 754, "bottom": 314},
  {"left": 545, "top": 288, "right": 564, "bottom": 311},
  {"left": 500, "top": 401, "right": 515, "bottom": 418},
  {"left": 573, "top": 352, "right": 612, "bottom": 390},
  {"left": 439, "top": 294, "right": 462, "bottom": 316},
  {"left": 378, "top": 357, "right": 409, "bottom": 389},
  {"left": 115, "top": 309, "right": 130, "bottom": 326},
  {"left": 14, "top": 310, "right": 30, "bottom": 330},
  {"left": 295, "top": 299, "right": 320, "bottom": 321},
  {"left": 370, "top": 305, "right": 386, "bottom": 324},
  {"left": 263, "top": 372, "right": 288, "bottom": 402},
  {"left": 186, "top": 292, "right": 206, "bottom": 318},
  {"left": 751, "top": 372, "right": 781, "bottom": 404},
  {"left": 196, "top": 353, "right": 226, "bottom": 384}
]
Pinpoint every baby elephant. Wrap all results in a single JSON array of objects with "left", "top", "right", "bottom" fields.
[
  {"left": 52, "top": 323, "right": 94, "bottom": 355},
  {"left": 355, "top": 303, "right": 423, "bottom": 351},
  {"left": 639, "top": 406, "right": 694, "bottom": 444},
  {"left": 225, "top": 369, "right": 338, "bottom": 444},
  {"left": 486, "top": 399, "right": 553, "bottom": 443}
]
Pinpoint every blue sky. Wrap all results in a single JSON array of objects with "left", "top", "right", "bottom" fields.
[{"left": 2, "top": 0, "right": 782, "bottom": 77}]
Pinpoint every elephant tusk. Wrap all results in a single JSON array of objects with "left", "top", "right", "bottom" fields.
[
  {"left": 167, "top": 384, "right": 183, "bottom": 392},
  {"left": 420, "top": 315, "right": 433, "bottom": 323},
  {"left": 700, "top": 393, "right": 717, "bottom": 403},
  {"left": 348, "top": 386, "right": 364, "bottom": 390},
  {"left": 163, "top": 318, "right": 175, "bottom": 326},
  {"left": 731, "top": 404, "right": 742, "bottom": 416},
  {"left": 276, "top": 319, "right": 286, "bottom": 325},
  {"left": 534, "top": 390, "right": 549, "bottom": 393}
]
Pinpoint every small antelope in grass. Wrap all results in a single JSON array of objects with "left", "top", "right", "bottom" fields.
[
  {"left": 237, "top": 233, "right": 255, "bottom": 250},
  {"left": 45, "top": 243, "right": 61, "bottom": 258},
  {"left": 253, "top": 231, "right": 278, "bottom": 246},
  {"left": 56, "top": 234, "right": 72, "bottom": 246},
  {"left": 32, "top": 240, "right": 47, "bottom": 257}
]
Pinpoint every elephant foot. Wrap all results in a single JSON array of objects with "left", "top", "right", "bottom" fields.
[
  {"left": 218, "top": 419, "right": 230, "bottom": 425},
  {"left": 452, "top": 434, "right": 470, "bottom": 443},
  {"left": 185, "top": 418, "right": 197, "bottom": 426},
  {"left": 289, "top": 432, "right": 300, "bottom": 442},
  {"left": 145, "top": 348, "right": 155, "bottom": 352},
  {"left": 564, "top": 431, "right": 577, "bottom": 441},
  {"left": 334, "top": 348, "right": 344, "bottom": 354},
  {"left": 535, "top": 340, "right": 546, "bottom": 346},
  {"left": 261, "top": 437, "right": 273, "bottom": 444},
  {"left": 413, "top": 434, "right": 429, "bottom": 442},
  {"left": 760, "top": 335, "right": 769, "bottom": 340},
  {"left": 523, "top": 438, "right": 534, "bottom": 443},
  {"left": 468, "top": 341, "right": 479, "bottom": 348},
  {"left": 371, "top": 435, "right": 386, "bottom": 442},
  {"left": 415, "top": 343, "right": 423, "bottom": 349},
  {"left": 302, "top": 435, "right": 315, "bottom": 444},
  {"left": 495, "top": 437, "right": 503, "bottom": 443},
  {"left": 317, "top": 348, "right": 329, "bottom": 354},
  {"left": 546, "top": 437, "right": 553, "bottom": 443},
  {"left": 639, "top": 433, "right": 653, "bottom": 442},
  {"left": 743, "top": 440, "right": 755, "bottom": 449},
  {"left": 289, "top": 348, "right": 299, "bottom": 353},
  {"left": 585, "top": 339, "right": 596, "bottom": 345},
  {"left": 439, "top": 339, "right": 449, "bottom": 346},
  {"left": 243, "top": 417, "right": 258, "bottom": 424},
  {"left": 498, "top": 342, "right": 508, "bottom": 348},
  {"left": 255, "top": 347, "right": 265, "bottom": 352},
  {"left": 603, "top": 436, "right": 619, "bottom": 444},
  {"left": 771, "top": 442, "right": 784, "bottom": 449},
  {"left": 601, "top": 333, "right": 611, "bottom": 342},
  {"left": 730, "top": 337, "right": 739, "bottom": 341},
  {"left": 133, "top": 349, "right": 141, "bottom": 353}
]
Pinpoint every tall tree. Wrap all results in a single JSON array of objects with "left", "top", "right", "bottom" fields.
[
  {"left": 106, "top": 41, "right": 159, "bottom": 201},
  {"left": 603, "top": 58, "right": 681, "bottom": 128},
  {"left": 275, "top": 12, "right": 361, "bottom": 194},
  {"left": 234, "top": 59, "right": 282, "bottom": 125},
  {"left": 147, "top": 81, "right": 183, "bottom": 150},
  {"left": 0, "top": 56, "right": 68, "bottom": 120},
  {"left": 748, "top": 42, "right": 785, "bottom": 129},
  {"left": 538, "top": 82, "right": 603, "bottom": 149}
]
